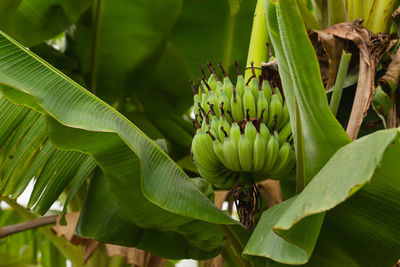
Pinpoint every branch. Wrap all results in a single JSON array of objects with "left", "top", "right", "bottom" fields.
[
  {"left": 0, "top": 215, "right": 58, "bottom": 238},
  {"left": 0, "top": 198, "right": 83, "bottom": 265}
]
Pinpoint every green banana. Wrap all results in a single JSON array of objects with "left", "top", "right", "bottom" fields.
[
  {"left": 191, "top": 61, "right": 295, "bottom": 188},
  {"left": 235, "top": 61, "right": 245, "bottom": 98},
  {"left": 192, "top": 130, "right": 236, "bottom": 188},
  {"left": 219, "top": 63, "right": 233, "bottom": 100},
  {"left": 245, "top": 121, "right": 257, "bottom": 146},
  {"left": 278, "top": 121, "right": 292, "bottom": 145},
  {"left": 248, "top": 62, "right": 259, "bottom": 102},
  {"left": 250, "top": 77, "right": 259, "bottom": 103},
  {"left": 230, "top": 122, "right": 241, "bottom": 145},
  {"left": 243, "top": 86, "right": 256, "bottom": 119},
  {"left": 223, "top": 137, "right": 241, "bottom": 171},
  {"left": 257, "top": 91, "right": 268, "bottom": 124},
  {"left": 238, "top": 134, "right": 253, "bottom": 171},
  {"left": 277, "top": 100, "right": 289, "bottom": 130},
  {"left": 215, "top": 81, "right": 223, "bottom": 98},
  {"left": 192, "top": 131, "right": 217, "bottom": 169},
  {"left": 274, "top": 88, "right": 283, "bottom": 104},
  {"left": 197, "top": 165, "right": 233, "bottom": 189},
  {"left": 262, "top": 80, "right": 272, "bottom": 103},
  {"left": 213, "top": 139, "right": 227, "bottom": 166},
  {"left": 253, "top": 133, "right": 267, "bottom": 171},
  {"left": 259, "top": 123, "right": 271, "bottom": 144},
  {"left": 275, "top": 147, "right": 296, "bottom": 178},
  {"left": 262, "top": 132, "right": 279, "bottom": 173},
  {"left": 205, "top": 65, "right": 216, "bottom": 90},
  {"left": 207, "top": 91, "right": 219, "bottom": 118},
  {"left": 267, "top": 94, "right": 282, "bottom": 129},
  {"left": 218, "top": 115, "right": 230, "bottom": 142},
  {"left": 201, "top": 130, "right": 216, "bottom": 160},
  {"left": 218, "top": 92, "right": 231, "bottom": 123},
  {"left": 200, "top": 93, "right": 210, "bottom": 119},
  {"left": 231, "top": 86, "right": 244, "bottom": 122},
  {"left": 268, "top": 142, "right": 292, "bottom": 178},
  {"left": 210, "top": 116, "right": 219, "bottom": 138}
]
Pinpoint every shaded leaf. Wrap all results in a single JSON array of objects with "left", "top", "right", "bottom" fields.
[
  {"left": 245, "top": 128, "right": 400, "bottom": 265},
  {"left": 170, "top": 0, "right": 256, "bottom": 78},
  {"left": 0, "top": 0, "right": 92, "bottom": 46},
  {"left": 77, "top": 172, "right": 226, "bottom": 260},
  {"left": 266, "top": 0, "right": 351, "bottom": 182},
  {"left": 73, "top": 0, "right": 182, "bottom": 102},
  {"left": 106, "top": 244, "right": 165, "bottom": 267},
  {"left": 0, "top": 31, "right": 233, "bottom": 227}
]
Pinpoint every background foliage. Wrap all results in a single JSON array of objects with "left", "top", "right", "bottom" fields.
[{"left": 1, "top": 0, "right": 400, "bottom": 266}]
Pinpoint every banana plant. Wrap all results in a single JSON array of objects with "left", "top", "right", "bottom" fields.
[{"left": 1, "top": 0, "right": 400, "bottom": 266}]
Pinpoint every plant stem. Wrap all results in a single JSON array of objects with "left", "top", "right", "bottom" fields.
[
  {"left": 245, "top": 0, "right": 269, "bottom": 81},
  {"left": 296, "top": 0, "right": 322, "bottom": 30},
  {"left": 330, "top": 50, "right": 352, "bottom": 116},
  {"left": 366, "top": 0, "right": 397, "bottom": 33},
  {"left": 347, "top": 0, "right": 362, "bottom": 21},
  {"left": 362, "top": 0, "right": 374, "bottom": 24},
  {"left": 311, "top": 0, "right": 323, "bottom": 24},
  {"left": 89, "top": 0, "right": 102, "bottom": 94},
  {"left": 327, "top": 0, "right": 347, "bottom": 26},
  {"left": 1, "top": 197, "right": 84, "bottom": 266}
]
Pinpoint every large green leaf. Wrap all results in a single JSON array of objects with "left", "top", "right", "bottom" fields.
[
  {"left": 244, "top": 1, "right": 400, "bottom": 265},
  {"left": 70, "top": 0, "right": 197, "bottom": 155},
  {"left": 245, "top": 128, "right": 400, "bottom": 265},
  {"left": 244, "top": 0, "right": 350, "bottom": 262},
  {"left": 127, "top": 0, "right": 256, "bottom": 118},
  {"left": 0, "top": 0, "right": 92, "bottom": 46},
  {"left": 266, "top": 0, "right": 351, "bottom": 182},
  {"left": 0, "top": 29, "right": 234, "bottom": 234},
  {"left": 77, "top": 171, "right": 225, "bottom": 260},
  {"left": 72, "top": 0, "right": 182, "bottom": 103},
  {"left": 69, "top": 0, "right": 256, "bottom": 159},
  {"left": 0, "top": 93, "right": 94, "bottom": 214},
  {"left": 170, "top": 0, "right": 256, "bottom": 77}
]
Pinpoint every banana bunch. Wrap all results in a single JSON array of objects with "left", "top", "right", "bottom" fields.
[{"left": 191, "top": 62, "right": 295, "bottom": 189}]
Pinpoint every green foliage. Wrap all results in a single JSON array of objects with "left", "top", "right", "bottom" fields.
[
  {"left": 0, "top": 0, "right": 92, "bottom": 46},
  {"left": 242, "top": 0, "right": 400, "bottom": 265},
  {"left": 0, "top": 209, "right": 67, "bottom": 267},
  {"left": 0, "top": 0, "right": 400, "bottom": 265}
]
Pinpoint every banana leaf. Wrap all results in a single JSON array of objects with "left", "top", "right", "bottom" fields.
[
  {"left": 72, "top": 0, "right": 182, "bottom": 103},
  {"left": 0, "top": 0, "right": 92, "bottom": 46},
  {"left": 244, "top": 1, "right": 400, "bottom": 265},
  {"left": 77, "top": 171, "right": 225, "bottom": 259},
  {"left": 245, "top": 128, "right": 400, "bottom": 266},
  {"left": 0, "top": 31, "right": 236, "bottom": 258}
]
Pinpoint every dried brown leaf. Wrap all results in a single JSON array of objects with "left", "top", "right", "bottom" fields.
[
  {"left": 380, "top": 47, "right": 400, "bottom": 90},
  {"left": 106, "top": 244, "right": 165, "bottom": 267},
  {"left": 51, "top": 212, "right": 100, "bottom": 263},
  {"left": 51, "top": 213, "right": 166, "bottom": 265},
  {"left": 200, "top": 255, "right": 224, "bottom": 267},
  {"left": 311, "top": 20, "right": 392, "bottom": 139},
  {"left": 393, "top": 6, "right": 400, "bottom": 20},
  {"left": 52, "top": 212, "right": 80, "bottom": 244},
  {"left": 257, "top": 180, "right": 283, "bottom": 208}
]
